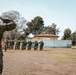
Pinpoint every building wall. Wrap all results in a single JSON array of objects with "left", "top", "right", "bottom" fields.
[
  {"left": 42, "top": 39, "right": 72, "bottom": 48},
  {"left": 32, "top": 36, "right": 58, "bottom": 40}
]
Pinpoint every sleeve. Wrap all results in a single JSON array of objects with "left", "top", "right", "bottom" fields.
[{"left": 5, "top": 21, "right": 16, "bottom": 31}]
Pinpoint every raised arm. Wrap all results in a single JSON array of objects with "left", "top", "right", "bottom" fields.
[
  {"left": 0, "top": 17, "right": 16, "bottom": 31},
  {"left": 5, "top": 21, "right": 16, "bottom": 31}
]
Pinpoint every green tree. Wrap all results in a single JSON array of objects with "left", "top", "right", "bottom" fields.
[
  {"left": 62, "top": 28, "right": 71, "bottom": 40},
  {"left": 42, "top": 23, "right": 60, "bottom": 35},
  {"left": 26, "top": 16, "right": 44, "bottom": 34},
  {"left": 71, "top": 31, "right": 76, "bottom": 45}
]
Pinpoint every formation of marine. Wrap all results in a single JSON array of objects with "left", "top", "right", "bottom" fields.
[
  {"left": 0, "top": 17, "right": 44, "bottom": 75},
  {"left": 3, "top": 40, "right": 44, "bottom": 51}
]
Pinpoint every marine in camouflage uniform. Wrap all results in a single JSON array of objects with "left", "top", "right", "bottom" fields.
[
  {"left": 22, "top": 40, "right": 27, "bottom": 50},
  {"left": 34, "top": 41, "right": 38, "bottom": 50},
  {"left": 10, "top": 40, "right": 14, "bottom": 49},
  {"left": 7, "top": 40, "right": 11, "bottom": 50},
  {"left": 24, "top": 41, "right": 27, "bottom": 50},
  {"left": 22, "top": 40, "right": 25, "bottom": 50},
  {"left": 0, "top": 17, "right": 16, "bottom": 74},
  {"left": 39, "top": 41, "right": 44, "bottom": 50},
  {"left": 16, "top": 40, "right": 20, "bottom": 50},
  {"left": 27, "top": 41, "right": 32, "bottom": 50},
  {"left": 4, "top": 39, "right": 8, "bottom": 52}
]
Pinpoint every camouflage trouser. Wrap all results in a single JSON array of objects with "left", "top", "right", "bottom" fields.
[
  {"left": 34, "top": 46, "right": 38, "bottom": 50},
  {"left": 4, "top": 45, "right": 7, "bottom": 52},
  {"left": 0, "top": 46, "right": 3, "bottom": 74},
  {"left": 40, "top": 46, "right": 43, "bottom": 50},
  {"left": 27, "top": 46, "right": 31, "bottom": 50},
  {"left": 0, "top": 57, "right": 3, "bottom": 74}
]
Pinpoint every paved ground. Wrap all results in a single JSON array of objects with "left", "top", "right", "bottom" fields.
[{"left": 2, "top": 48, "right": 76, "bottom": 75}]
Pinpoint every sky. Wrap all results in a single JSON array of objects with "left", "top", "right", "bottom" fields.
[{"left": 0, "top": 0, "right": 76, "bottom": 39}]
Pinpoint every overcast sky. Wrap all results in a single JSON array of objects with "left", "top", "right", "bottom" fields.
[{"left": 0, "top": 0, "right": 76, "bottom": 39}]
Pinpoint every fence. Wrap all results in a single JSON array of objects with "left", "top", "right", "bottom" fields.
[
  {"left": 30, "top": 38, "right": 72, "bottom": 48},
  {"left": 43, "top": 39, "right": 72, "bottom": 48}
]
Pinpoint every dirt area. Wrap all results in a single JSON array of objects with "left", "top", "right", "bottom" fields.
[{"left": 2, "top": 48, "right": 76, "bottom": 75}]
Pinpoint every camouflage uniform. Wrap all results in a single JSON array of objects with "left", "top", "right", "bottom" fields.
[
  {"left": 34, "top": 41, "right": 38, "bottom": 50},
  {"left": 0, "top": 18, "right": 16, "bottom": 74},
  {"left": 24, "top": 41, "right": 27, "bottom": 50},
  {"left": 16, "top": 40, "right": 20, "bottom": 50},
  {"left": 0, "top": 42, "right": 3, "bottom": 74},
  {"left": 27, "top": 41, "right": 32, "bottom": 50},
  {"left": 22, "top": 40, "right": 27, "bottom": 50},
  {"left": 4, "top": 39, "right": 8, "bottom": 52},
  {"left": 10, "top": 40, "right": 14, "bottom": 49},
  {"left": 22, "top": 41, "right": 25, "bottom": 50},
  {"left": 39, "top": 41, "right": 44, "bottom": 50},
  {"left": 8, "top": 40, "right": 11, "bottom": 50}
]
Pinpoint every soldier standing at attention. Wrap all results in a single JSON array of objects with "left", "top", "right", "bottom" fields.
[
  {"left": 22, "top": 40, "right": 25, "bottom": 50},
  {"left": 16, "top": 40, "right": 20, "bottom": 50},
  {"left": 34, "top": 41, "right": 38, "bottom": 50},
  {"left": 39, "top": 41, "right": 44, "bottom": 50},
  {"left": 10, "top": 40, "right": 14, "bottom": 50},
  {"left": 4, "top": 39, "right": 8, "bottom": 52},
  {"left": 27, "top": 41, "right": 32, "bottom": 50},
  {"left": 24, "top": 40, "right": 27, "bottom": 50},
  {"left": 8, "top": 40, "right": 11, "bottom": 50}
]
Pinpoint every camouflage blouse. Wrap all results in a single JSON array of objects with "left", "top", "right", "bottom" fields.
[{"left": 0, "top": 21, "right": 16, "bottom": 40}]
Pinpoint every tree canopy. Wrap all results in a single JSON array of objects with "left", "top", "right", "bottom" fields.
[
  {"left": 71, "top": 31, "right": 76, "bottom": 45},
  {"left": 62, "top": 28, "right": 71, "bottom": 40},
  {"left": 26, "top": 16, "right": 44, "bottom": 34},
  {"left": 42, "top": 23, "right": 60, "bottom": 35}
]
